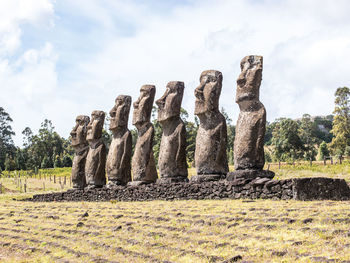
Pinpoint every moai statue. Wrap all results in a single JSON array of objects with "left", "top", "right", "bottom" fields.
[
  {"left": 85, "top": 110, "right": 107, "bottom": 188},
  {"left": 190, "top": 70, "right": 228, "bottom": 182},
  {"left": 129, "top": 85, "right": 158, "bottom": 185},
  {"left": 227, "top": 55, "right": 274, "bottom": 180},
  {"left": 70, "top": 115, "right": 90, "bottom": 189},
  {"left": 156, "top": 81, "right": 188, "bottom": 184},
  {"left": 106, "top": 95, "right": 132, "bottom": 187}
]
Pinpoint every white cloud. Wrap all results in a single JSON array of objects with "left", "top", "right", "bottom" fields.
[
  {"left": 70, "top": 0, "right": 350, "bottom": 123},
  {"left": 0, "top": 0, "right": 56, "bottom": 145},
  {"left": 2, "top": 0, "right": 350, "bottom": 145}
]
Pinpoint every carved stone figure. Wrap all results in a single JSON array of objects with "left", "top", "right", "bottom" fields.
[
  {"left": 156, "top": 81, "right": 188, "bottom": 183},
  {"left": 106, "top": 95, "right": 132, "bottom": 187},
  {"left": 70, "top": 115, "right": 90, "bottom": 189},
  {"left": 85, "top": 110, "right": 106, "bottom": 188},
  {"left": 191, "top": 70, "right": 228, "bottom": 182},
  {"left": 129, "top": 85, "right": 158, "bottom": 185},
  {"left": 227, "top": 55, "right": 274, "bottom": 180}
]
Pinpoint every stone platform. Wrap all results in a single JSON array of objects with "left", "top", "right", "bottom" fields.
[{"left": 27, "top": 177, "right": 350, "bottom": 202}]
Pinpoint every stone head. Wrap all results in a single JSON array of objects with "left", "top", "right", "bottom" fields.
[
  {"left": 86, "top": 110, "right": 105, "bottom": 141},
  {"left": 109, "top": 95, "right": 131, "bottom": 131},
  {"left": 70, "top": 115, "right": 90, "bottom": 148},
  {"left": 236, "top": 55, "right": 263, "bottom": 103},
  {"left": 132, "top": 85, "right": 156, "bottom": 126},
  {"left": 156, "top": 81, "right": 184, "bottom": 122},
  {"left": 194, "top": 70, "right": 222, "bottom": 115}
]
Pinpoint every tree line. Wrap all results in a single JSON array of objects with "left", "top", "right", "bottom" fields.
[{"left": 1, "top": 86, "right": 349, "bottom": 172}]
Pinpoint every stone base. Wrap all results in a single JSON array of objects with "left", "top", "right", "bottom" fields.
[
  {"left": 72, "top": 185, "right": 85, "bottom": 190},
  {"left": 157, "top": 177, "right": 189, "bottom": 184},
  {"left": 27, "top": 177, "right": 350, "bottom": 202},
  {"left": 84, "top": 184, "right": 104, "bottom": 190},
  {"left": 106, "top": 180, "right": 127, "bottom": 188},
  {"left": 292, "top": 177, "right": 350, "bottom": 200},
  {"left": 127, "top": 181, "right": 155, "bottom": 186},
  {"left": 189, "top": 174, "right": 225, "bottom": 183},
  {"left": 226, "top": 169, "right": 275, "bottom": 181}
]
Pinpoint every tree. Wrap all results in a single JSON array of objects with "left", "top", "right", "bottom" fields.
[
  {"left": 151, "top": 106, "right": 162, "bottom": 167},
  {"left": 313, "top": 115, "right": 333, "bottom": 143},
  {"left": 264, "top": 121, "right": 277, "bottom": 145},
  {"left": 41, "top": 156, "right": 53, "bottom": 168},
  {"left": 183, "top": 109, "right": 199, "bottom": 167},
  {"left": 221, "top": 107, "right": 235, "bottom": 165},
  {"left": 15, "top": 147, "right": 27, "bottom": 170},
  {"left": 271, "top": 118, "right": 304, "bottom": 161},
  {"left": 330, "top": 87, "right": 350, "bottom": 155},
  {"left": 318, "top": 141, "right": 330, "bottom": 160},
  {"left": 26, "top": 119, "right": 65, "bottom": 169},
  {"left": 299, "top": 114, "right": 317, "bottom": 160},
  {"left": 62, "top": 155, "right": 72, "bottom": 167},
  {"left": 0, "top": 107, "right": 16, "bottom": 170},
  {"left": 4, "top": 154, "right": 16, "bottom": 171},
  {"left": 54, "top": 155, "right": 62, "bottom": 168}
]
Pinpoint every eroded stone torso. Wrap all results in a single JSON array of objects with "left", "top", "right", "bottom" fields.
[
  {"left": 132, "top": 123, "right": 157, "bottom": 182},
  {"left": 106, "top": 131, "right": 132, "bottom": 184},
  {"left": 158, "top": 120, "right": 187, "bottom": 178},
  {"left": 234, "top": 104, "right": 266, "bottom": 170},
  {"left": 85, "top": 141, "right": 106, "bottom": 186}
]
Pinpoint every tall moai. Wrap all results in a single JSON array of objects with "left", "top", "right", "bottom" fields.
[
  {"left": 70, "top": 115, "right": 90, "bottom": 189},
  {"left": 191, "top": 70, "right": 228, "bottom": 182},
  {"left": 129, "top": 85, "right": 158, "bottom": 185},
  {"left": 156, "top": 81, "right": 188, "bottom": 184},
  {"left": 106, "top": 95, "right": 132, "bottom": 187},
  {"left": 85, "top": 110, "right": 107, "bottom": 188},
  {"left": 228, "top": 55, "right": 274, "bottom": 180}
]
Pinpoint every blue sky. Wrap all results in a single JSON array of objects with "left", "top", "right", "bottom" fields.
[{"left": 1, "top": 0, "right": 350, "bottom": 146}]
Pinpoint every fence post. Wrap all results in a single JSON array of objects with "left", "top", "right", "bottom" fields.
[
  {"left": 24, "top": 183, "right": 27, "bottom": 193},
  {"left": 267, "top": 164, "right": 270, "bottom": 171},
  {"left": 64, "top": 176, "right": 66, "bottom": 185},
  {"left": 278, "top": 161, "right": 281, "bottom": 169},
  {"left": 331, "top": 157, "right": 333, "bottom": 165},
  {"left": 323, "top": 157, "right": 326, "bottom": 166},
  {"left": 43, "top": 182, "right": 45, "bottom": 191},
  {"left": 339, "top": 155, "right": 343, "bottom": 165},
  {"left": 54, "top": 175, "right": 56, "bottom": 184},
  {"left": 0, "top": 182, "right": 2, "bottom": 194},
  {"left": 310, "top": 158, "right": 312, "bottom": 166}
]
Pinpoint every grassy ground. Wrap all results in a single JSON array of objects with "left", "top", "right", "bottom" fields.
[
  {"left": 265, "top": 161, "right": 350, "bottom": 182},
  {"left": 0, "top": 163, "right": 349, "bottom": 262},
  {"left": 0, "top": 199, "right": 349, "bottom": 262}
]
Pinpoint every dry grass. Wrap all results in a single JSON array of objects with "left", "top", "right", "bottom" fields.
[
  {"left": 0, "top": 164, "right": 350, "bottom": 262},
  {"left": 0, "top": 199, "right": 349, "bottom": 262}
]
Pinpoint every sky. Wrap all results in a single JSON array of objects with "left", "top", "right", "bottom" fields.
[{"left": 1, "top": 0, "right": 350, "bottom": 146}]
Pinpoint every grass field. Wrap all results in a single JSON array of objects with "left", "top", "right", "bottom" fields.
[
  {"left": 0, "top": 163, "right": 349, "bottom": 262},
  {"left": 0, "top": 199, "right": 349, "bottom": 262}
]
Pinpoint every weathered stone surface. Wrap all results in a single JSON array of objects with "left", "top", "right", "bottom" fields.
[
  {"left": 156, "top": 81, "right": 188, "bottom": 183},
  {"left": 85, "top": 110, "right": 106, "bottom": 188},
  {"left": 190, "top": 174, "right": 224, "bottom": 183},
  {"left": 131, "top": 85, "right": 157, "bottom": 184},
  {"left": 28, "top": 177, "right": 350, "bottom": 202},
  {"left": 226, "top": 170, "right": 275, "bottom": 181},
  {"left": 234, "top": 55, "right": 266, "bottom": 171},
  {"left": 106, "top": 95, "right": 132, "bottom": 187},
  {"left": 191, "top": 70, "right": 228, "bottom": 182},
  {"left": 292, "top": 177, "right": 350, "bottom": 200},
  {"left": 70, "top": 115, "right": 90, "bottom": 189}
]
